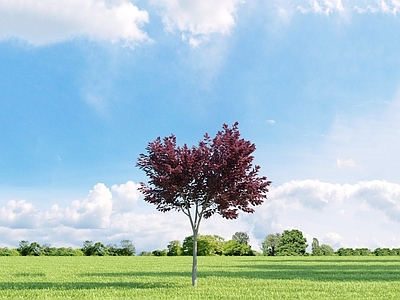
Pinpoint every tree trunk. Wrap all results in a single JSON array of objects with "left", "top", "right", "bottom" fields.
[{"left": 192, "top": 230, "right": 198, "bottom": 286}]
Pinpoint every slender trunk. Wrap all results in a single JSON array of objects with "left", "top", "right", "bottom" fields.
[{"left": 192, "top": 230, "right": 198, "bottom": 286}]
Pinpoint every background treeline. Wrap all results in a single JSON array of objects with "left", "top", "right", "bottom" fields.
[
  {"left": 262, "top": 230, "right": 400, "bottom": 256},
  {"left": 0, "top": 239, "right": 135, "bottom": 256},
  {"left": 1, "top": 229, "right": 400, "bottom": 256},
  {"left": 142, "top": 231, "right": 255, "bottom": 257}
]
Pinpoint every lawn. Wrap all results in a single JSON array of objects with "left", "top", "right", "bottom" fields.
[{"left": 1, "top": 256, "right": 399, "bottom": 299}]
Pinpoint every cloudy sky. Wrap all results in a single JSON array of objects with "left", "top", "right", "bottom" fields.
[{"left": 1, "top": 0, "right": 400, "bottom": 253}]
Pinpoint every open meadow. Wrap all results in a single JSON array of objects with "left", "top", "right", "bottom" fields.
[{"left": 1, "top": 256, "right": 399, "bottom": 299}]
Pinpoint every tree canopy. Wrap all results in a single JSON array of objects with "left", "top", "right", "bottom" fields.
[
  {"left": 232, "top": 231, "right": 250, "bottom": 245},
  {"left": 276, "top": 229, "right": 307, "bottom": 256},
  {"left": 137, "top": 122, "right": 271, "bottom": 286},
  {"left": 261, "top": 233, "right": 281, "bottom": 256}
]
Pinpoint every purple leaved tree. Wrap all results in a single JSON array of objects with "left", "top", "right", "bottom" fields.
[{"left": 137, "top": 122, "right": 271, "bottom": 286}]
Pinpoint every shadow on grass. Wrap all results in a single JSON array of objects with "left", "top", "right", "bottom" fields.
[
  {"left": 80, "top": 262, "right": 400, "bottom": 282},
  {"left": 0, "top": 281, "right": 178, "bottom": 290}
]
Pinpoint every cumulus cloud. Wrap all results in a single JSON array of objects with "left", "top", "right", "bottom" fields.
[
  {"left": 0, "top": 0, "right": 149, "bottom": 46},
  {"left": 1, "top": 179, "right": 400, "bottom": 251},
  {"left": 45, "top": 183, "right": 113, "bottom": 228},
  {"left": 152, "top": 0, "right": 244, "bottom": 46},
  {"left": 0, "top": 200, "right": 41, "bottom": 228},
  {"left": 111, "top": 181, "right": 142, "bottom": 212}
]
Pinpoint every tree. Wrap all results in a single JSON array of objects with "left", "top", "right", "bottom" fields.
[
  {"left": 119, "top": 239, "right": 136, "bottom": 256},
  {"left": 167, "top": 240, "right": 182, "bottom": 256},
  {"left": 152, "top": 249, "right": 167, "bottom": 256},
  {"left": 311, "top": 238, "right": 321, "bottom": 256},
  {"left": 224, "top": 240, "right": 253, "bottom": 256},
  {"left": 320, "top": 244, "right": 334, "bottom": 256},
  {"left": 337, "top": 248, "right": 354, "bottom": 256},
  {"left": 17, "top": 241, "right": 43, "bottom": 256},
  {"left": 182, "top": 235, "right": 225, "bottom": 256},
  {"left": 82, "top": 241, "right": 107, "bottom": 256},
  {"left": 261, "top": 233, "right": 281, "bottom": 256},
  {"left": 276, "top": 229, "right": 307, "bottom": 256},
  {"left": 232, "top": 232, "right": 250, "bottom": 245},
  {"left": 137, "top": 122, "right": 271, "bottom": 286}
]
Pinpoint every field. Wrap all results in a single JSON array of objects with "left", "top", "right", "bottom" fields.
[{"left": 1, "top": 256, "right": 399, "bottom": 299}]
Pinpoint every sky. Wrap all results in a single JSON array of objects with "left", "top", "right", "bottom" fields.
[{"left": 1, "top": 0, "right": 400, "bottom": 253}]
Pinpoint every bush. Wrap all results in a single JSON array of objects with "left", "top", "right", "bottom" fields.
[
  {"left": 152, "top": 249, "right": 167, "bottom": 256},
  {"left": 0, "top": 247, "right": 20, "bottom": 256}
]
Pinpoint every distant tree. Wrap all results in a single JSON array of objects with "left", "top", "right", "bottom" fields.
[
  {"left": 353, "top": 248, "right": 371, "bottom": 256},
  {"left": 336, "top": 248, "right": 354, "bottom": 256},
  {"left": 17, "top": 241, "right": 43, "bottom": 256},
  {"left": 232, "top": 232, "right": 250, "bottom": 245},
  {"left": 390, "top": 248, "right": 400, "bottom": 256},
  {"left": 320, "top": 244, "right": 335, "bottom": 256},
  {"left": 261, "top": 233, "right": 281, "bottom": 256},
  {"left": 137, "top": 122, "right": 271, "bottom": 286},
  {"left": 82, "top": 241, "right": 107, "bottom": 256},
  {"left": 276, "top": 229, "right": 307, "bottom": 256},
  {"left": 119, "top": 239, "right": 136, "bottom": 256},
  {"left": 167, "top": 240, "right": 182, "bottom": 256},
  {"left": 182, "top": 235, "right": 225, "bottom": 256},
  {"left": 17, "top": 241, "right": 30, "bottom": 256},
  {"left": 373, "top": 248, "right": 390, "bottom": 256},
  {"left": 224, "top": 240, "right": 253, "bottom": 256},
  {"left": 138, "top": 251, "right": 153, "bottom": 256},
  {"left": 311, "top": 238, "right": 321, "bottom": 256},
  {"left": 0, "top": 247, "right": 19, "bottom": 256},
  {"left": 106, "top": 243, "right": 119, "bottom": 256},
  {"left": 152, "top": 249, "right": 167, "bottom": 256}
]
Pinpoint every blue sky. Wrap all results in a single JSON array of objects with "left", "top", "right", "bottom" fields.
[{"left": 1, "top": 0, "right": 400, "bottom": 252}]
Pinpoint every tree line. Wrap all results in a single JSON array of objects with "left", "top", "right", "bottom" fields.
[
  {"left": 262, "top": 229, "right": 400, "bottom": 256},
  {"left": 0, "top": 239, "right": 136, "bottom": 256},
  {"left": 1, "top": 229, "right": 399, "bottom": 257}
]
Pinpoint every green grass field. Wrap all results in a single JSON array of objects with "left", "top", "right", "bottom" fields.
[{"left": 1, "top": 256, "right": 399, "bottom": 299}]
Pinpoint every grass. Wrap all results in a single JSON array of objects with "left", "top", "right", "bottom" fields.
[{"left": 1, "top": 256, "right": 400, "bottom": 299}]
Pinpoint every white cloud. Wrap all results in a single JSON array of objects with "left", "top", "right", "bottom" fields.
[
  {"left": 0, "top": 200, "right": 41, "bottom": 228},
  {"left": 152, "top": 0, "right": 244, "bottom": 46},
  {"left": 1, "top": 180, "right": 400, "bottom": 252},
  {"left": 323, "top": 232, "right": 343, "bottom": 247},
  {"left": 299, "top": 0, "right": 345, "bottom": 15},
  {"left": 272, "top": 0, "right": 400, "bottom": 16},
  {"left": 0, "top": 0, "right": 149, "bottom": 46},
  {"left": 45, "top": 183, "right": 113, "bottom": 228},
  {"left": 111, "top": 181, "right": 142, "bottom": 212},
  {"left": 336, "top": 158, "right": 358, "bottom": 168},
  {"left": 266, "top": 119, "right": 276, "bottom": 124}
]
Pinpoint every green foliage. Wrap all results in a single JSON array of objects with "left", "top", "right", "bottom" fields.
[
  {"left": 337, "top": 248, "right": 353, "bottom": 256},
  {"left": 138, "top": 251, "right": 153, "bottom": 256},
  {"left": 320, "top": 244, "right": 335, "bottom": 256},
  {"left": 311, "top": 238, "right": 321, "bottom": 256},
  {"left": 167, "top": 240, "right": 182, "bottom": 256},
  {"left": 261, "top": 233, "right": 281, "bottom": 256},
  {"left": 0, "top": 247, "right": 20, "bottom": 256},
  {"left": 81, "top": 241, "right": 107, "bottom": 256},
  {"left": 232, "top": 232, "right": 250, "bottom": 245},
  {"left": 107, "top": 240, "right": 136, "bottom": 256},
  {"left": 152, "top": 249, "right": 167, "bottom": 256},
  {"left": 182, "top": 235, "right": 224, "bottom": 256},
  {"left": 17, "top": 241, "right": 43, "bottom": 256},
  {"left": 353, "top": 248, "right": 372, "bottom": 256},
  {"left": 276, "top": 230, "right": 307, "bottom": 256},
  {"left": 223, "top": 240, "right": 254, "bottom": 256}
]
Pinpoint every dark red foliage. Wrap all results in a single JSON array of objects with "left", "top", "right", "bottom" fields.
[{"left": 136, "top": 122, "right": 271, "bottom": 220}]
